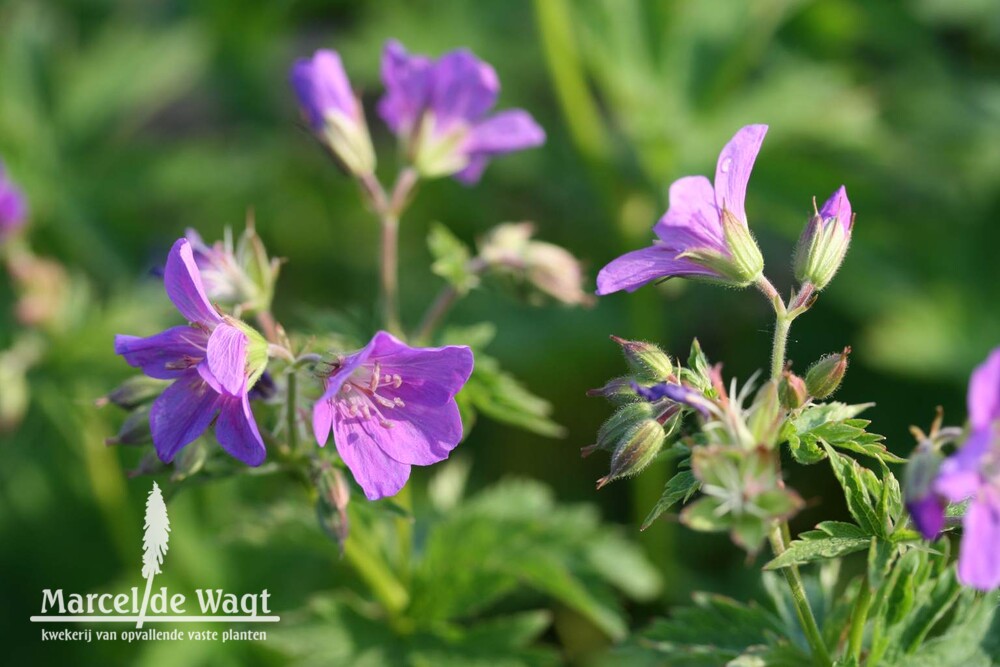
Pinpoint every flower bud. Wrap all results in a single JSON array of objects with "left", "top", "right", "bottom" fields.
[
  {"left": 805, "top": 347, "right": 850, "bottom": 398},
  {"left": 171, "top": 438, "right": 207, "bottom": 481},
  {"left": 596, "top": 418, "right": 666, "bottom": 489},
  {"left": 106, "top": 403, "right": 152, "bottom": 446},
  {"left": 904, "top": 447, "right": 945, "bottom": 539},
  {"left": 778, "top": 370, "right": 808, "bottom": 409},
  {"left": 610, "top": 335, "right": 673, "bottom": 382},
  {"left": 98, "top": 376, "right": 168, "bottom": 410},
  {"left": 793, "top": 186, "right": 853, "bottom": 290},
  {"left": 0, "top": 160, "right": 28, "bottom": 244},
  {"left": 586, "top": 376, "right": 637, "bottom": 404},
  {"left": 748, "top": 380, "right": 782, "bottom": 447},
  {"left": 588, "top": 402, "right": 656, "bottom": 456},
  {"left": 290, "top": 49, "right": 375, "bottom": 177},
  {"left": 315, "top": 464, "right": 351, "bottom": 553}
]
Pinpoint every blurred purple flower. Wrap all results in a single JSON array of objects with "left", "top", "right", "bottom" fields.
[
  {"left": 597, "top": 125, "right": 768, "bottom": 294},
  {"left": 377, "top": 40, "right": 545, "bottom": 184},
  {"left": 313, "top": 331, "right": 473, "bottom": 500},
  {"left": 917, "top": 347, "right": 1000, "bottom": 590},
  {"left": 115, "top": 239, "right": 268, "bottom": 466},
  {"left": 290, "top": 49, "right": 375, "bottom": 176},
  {"left": 0, "top": 160, "right": 28, "bottom": 243}
]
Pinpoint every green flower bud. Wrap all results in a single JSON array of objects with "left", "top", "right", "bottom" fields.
[
  {"left": 805, "top": 347, "right": 850, "bottom": 399},
  {"left": 106, "top": 403, "right": 152, "bottom": 446},
  {"left": 586, "top": 402, "right": 656, "bottom": 457},
  {"left": 98, "top": 376, "right": 168, "bottom": 410},
  {"left": 793, "top": 186, "right": 853, "bottom": 290},
  {"left": 778, "top": 370, "right": 808, "bottom": 409},
  {"left": 610, "top": 335, "right": 673, "bottom": 382},
  {"left": 586, "top": 376, "right": 638, "bottom": 404},
  {"left": 596, "top": 418, "right": 666, "bottom": 489},
  {"left": 747, "top": 380, "right": 782, "bottom": 447}
]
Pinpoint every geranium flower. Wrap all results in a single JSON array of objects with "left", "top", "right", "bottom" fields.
[
  {"left": 0, "top": 160, "right": 28, "bottom": 243},
  {"left": 377, "top": 40, "right": 545, "bottom": 183},
  {"left": 290, "top": 49, "right": 376, "bottom": 177},
  {"left": 115, "top": 239, "right": 269, "bottom": 466},
  {"left": 313, "top": 331, "right": 473, "bottom": 500},
  {"left": 596, "top": 125, "right": 768, "bottom": 294},
  {"left": 915, "top": 347, "right": 1000, "bottom": 590}
]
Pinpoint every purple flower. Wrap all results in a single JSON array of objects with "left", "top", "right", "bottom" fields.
[
  {"left": 596, "top": 125, "right": 768, "bottom": 294},
  {"left": 312, "top": 331, "right": 473, "bottom": 500},
  {"left": 377, "top": 40, "right": 545, "bottom": 184},
  {"left": 290, "top": 49, "right": 376, "bottom": 176},
  {"left": 115, "top": 239, "right": 270, "bottom": 466},
  {"left": 633, "top": 381, "right": 713, "bottom": 418},
  {"left": 919, "top": 347, "right": 1000, "bottom": 590},
  {"left": 0, "top": 160, "right": 28, "bottom": 243},
  {"left": 793, "top": 185, "right": 854, "bottom": 290}
]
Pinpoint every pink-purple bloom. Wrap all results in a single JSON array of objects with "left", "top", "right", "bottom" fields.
[
  {"left": 914, "top": 347, "right": 1000, "bottom": 590},
  {"left": 596, "top": 125, "right": 768, "bottom": 294},
  {"left": 377, "top": 40, "right": 545, "bottom": 184},
  {"left": 290, "top": 49, "right": 375, "bottom": 176},
  {"left": 0, "top": 160, "right": 28, "bottom": 243},
  {"left": 793, "top": 185, "right": 854, "bottom": 290},
  {"left": 115, "top": 239, "right": 269, "bottom": 466},
  {"left": 313, "top": 331, "right": 473, "bottom": 500}
]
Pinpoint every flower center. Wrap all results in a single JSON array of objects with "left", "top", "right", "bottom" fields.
[{"left": 333, "top": 362, "right": 406, "bottom": 428}]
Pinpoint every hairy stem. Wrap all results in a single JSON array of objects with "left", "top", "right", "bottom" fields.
[
  {"left": 848, "top": 577, "right": 873, "bottom": 663},
  {"left": 414, "top": 285, "right": 459, "bottom": 345},
  {"left": 769, "top": 529, "right": 832, "bottom": 666},
  {"left": 380, "top": 213, "right": 401, "bottom": 334},
  {"left": 759, "top": 274, "right": 830, "bottom": 666}
]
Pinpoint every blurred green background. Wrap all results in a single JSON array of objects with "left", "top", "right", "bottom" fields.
[{"left": 2, "top": 0, "right": 999, "bottom": 663}]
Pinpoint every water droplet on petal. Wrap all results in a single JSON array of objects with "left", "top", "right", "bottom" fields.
[{"left": 721, "top": 158, "right": 732, "bottom": 174}]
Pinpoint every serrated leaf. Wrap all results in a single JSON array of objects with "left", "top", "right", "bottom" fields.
[
  {"left": 823, "top": 444, "right": 884, "bottom": 537},
  {"left": 763, "top": 534, "right": 871, "bottom": 570},
  {"left": 641, "top": 469, "right": 699, "bottom": 530},
  {"left": 787, "top": 432, "right": 826, "bottom": 464},
  {"left": 428, "top": 223, "right": 479, "bottom": 294}
]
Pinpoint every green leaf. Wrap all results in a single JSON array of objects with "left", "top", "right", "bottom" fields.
[
  {"left": 460, "top": 353, "right": 566, "bottom": 438},
  {"left": 763, "top": 533, "right": 870, "bottom": 570},
  {"left": 641, "top": 469, "right": 699, "bottom": 530},
  {"left": 428, "top": 223, "right": 479, "bottom": 294},
  {"left": 786, "top": 431, "right": 826, "bottom": 464},
  {"left": 823, "top": 444, "right": 884, "bottom": 537}
]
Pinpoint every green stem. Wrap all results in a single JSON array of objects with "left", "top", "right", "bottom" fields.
[
  {"left": 343, "top": 531, "right": 410, "bottom": 620},
  {"left": 286, "top": 370, "right": 298, "bottom": 453},
  {"left": 848, "top": 577, "right": 873, "bottom": 663},
  {"left": 380, "top": 213, "right": 402, "bottom": 335},
  {"left": 759, "top": 274, "right": 830, "bottom": 666},
  {"left": 414, "top": 285, "right": 458, "bottom": 345},
  {"left": 769, "top": 528, "right": 833, "bottom": 666}
]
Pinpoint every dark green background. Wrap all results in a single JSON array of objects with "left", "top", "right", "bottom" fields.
[{"left": 2, "top": 0, "right": 998, "bottom": 663}]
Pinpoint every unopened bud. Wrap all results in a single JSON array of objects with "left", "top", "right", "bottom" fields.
[
  {"left": 610, "top": 335, "right": 673, "bottom": 381},
  {"left": 106, "top": 403, "right": 152, "bottom": 446},
  {"left": 590, "top": 402, "right": 656, "bottom": 456},
  {"left": 748, "top": 380, "right": 782, "bottom": 447},
  {"left": 315, "top": 465, "right": 351, "bottom": 553},
  {"left": 586, "top": 376, "right": 637, "bottom": 404},
  {"left": 805, "top": 347, "right": 850, "bottom": 399},
  {"left": 171, "top": 438, "right": 207, "bottom": 481},
  {"left": 904, "top": 447, "right": 945, "bottom": 539},
  {"left": 778, "top": 370, "right": 808, "bottom": 409},
  {"left": 98, "top": 376, "right": 167, "bottom": 410},
  {"left": 793, "top": 186, "right": 853, "bottom": 290},
  {"left": 596, "top": 419, "right": 665, "bottom": 489}
]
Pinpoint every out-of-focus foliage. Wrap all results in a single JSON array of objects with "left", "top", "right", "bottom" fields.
[{"left": 2, "top": 0, "right": 999, "bottom": 663}]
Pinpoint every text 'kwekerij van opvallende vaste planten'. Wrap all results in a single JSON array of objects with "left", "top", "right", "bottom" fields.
[{"left": 2, "top": 31, "right": 999, "bottom": 667}]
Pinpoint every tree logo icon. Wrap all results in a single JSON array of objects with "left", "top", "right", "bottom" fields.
[{"left": 136, "top": 482, "right": 170, "bottom": 629}]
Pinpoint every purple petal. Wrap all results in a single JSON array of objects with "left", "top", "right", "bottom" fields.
[
  {"left": 313, "top": 398, "right": 334, "bottom": 447},
  {"left": 428, "top": 48, "right": 499, "bottom": 127},
  {"left": 215, "top": 393, "right": 266, "bottom": 466},
  {"left": 935, "top": 428, "right": 992, "bottom": 503},
  {"left": 968, "top": 347, "right": 1000, "bottom": 430},
  {"left": 206, "top": 322, "right": 248, "bottom": 396},
  {"left": 378, "top": 40, "right": 433, "bottom": 135},
  {"left": 596, "top": 246, "right": 717, "bottom": 295},
  {"left": 164, "top": 239, "right": 223, "bottom": 328},
  {"left": 333, "top": 417, "right": 412, "bottom": 500},
  {"left": 290, "top": 49, "right": 357, "bottom": 131},
  {"left": 0, "top": 161, "right": 28, "bottom": 239},
  {"left": 453, "top": 110, "right": 545, "bottom": 184},
  {"left": 634, "top": 382, "right": 711, "bottom": 417},
  {"left": 367, "top": 331, "right": 474, "bottom": 402},
  {"left": 907, "top": 494, "right": 946, "bottom": 540},
  {"left": 957, "top": 490, "right": 1000, "bottom": 590},
  {"left": 714, "top": 124, "right": 767, "bottom": 224},
  {"left": 114, "top": 326, "right": 207, "bottom": 379},
  {"left": 454, "top": 156, "right": 489, "bottom": 185},
  {"left": 318, "top": 342, "right": 375, "bottom": 403},
  {"left": 149, "top": 371, "right": 220, "bottom": 463},
  {"left": 819, "top": 185, "right": 852, "bottom": 233},
  {"left": 654, "top": 175, "right": 726, "bottom": 252}
]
